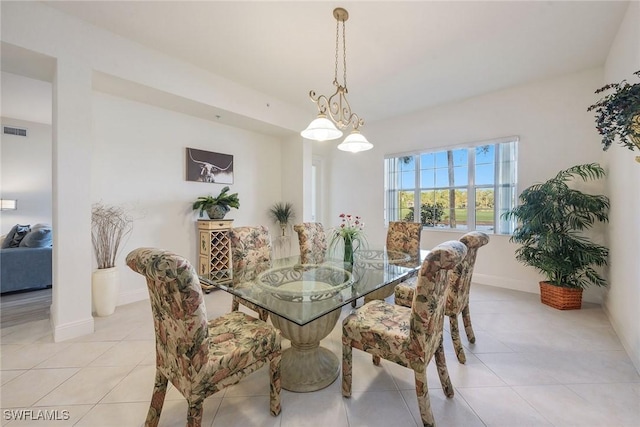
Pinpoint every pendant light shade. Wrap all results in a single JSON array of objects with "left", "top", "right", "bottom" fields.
[
  {"left": 301, "top": 115, "right": 343, "bottom": 141},
  {"left": 337, "top": 130, "right": 373, "bottom": 153}
]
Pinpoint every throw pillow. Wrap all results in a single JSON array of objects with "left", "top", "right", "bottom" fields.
[
  {"left": 19, "top": 224, "right": 53, "bottom": 248},
  {"left": 3, "top": 224, "right": 31, "bottom": 248},
  {"left": 1, "top": 226, "right": 18, "bottom": 249},
  {"left": 32, "top": 223, "right": 52, "bottom": 231}
]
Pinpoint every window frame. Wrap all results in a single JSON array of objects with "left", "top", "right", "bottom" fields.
[{"left": 384, "top": 136, "right": 518, "bottom": 235}]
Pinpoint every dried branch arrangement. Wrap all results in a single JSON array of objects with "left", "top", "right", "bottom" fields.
[{"left": 91, "top": 203, "right": 133, "bottom": 269}]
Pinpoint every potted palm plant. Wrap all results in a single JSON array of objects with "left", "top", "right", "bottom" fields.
[
  {"left": 268, "top": 202, "right": 295, "bottom": 236},
  {"left": 91, "top": 203, "right": 133, "bottom": 316},
  {"left": 502, "top": 163, "right": 609, "bottom": 310},
  {"left": 192, "top": 186, "right": 240, "bottom": 219},
  {"left": 588, "top": 70, "right": 640, "bottom": 162}
]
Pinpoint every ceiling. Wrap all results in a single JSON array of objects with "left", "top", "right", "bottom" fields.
[{"left": 2, "top": 1, "right": 630, "bottom": 127}]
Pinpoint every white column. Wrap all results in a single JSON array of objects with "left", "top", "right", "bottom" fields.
[{"left": 51, "top": 58, "right": 94, "bottom": 341}]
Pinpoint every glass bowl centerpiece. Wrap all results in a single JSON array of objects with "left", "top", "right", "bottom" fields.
[{"left": 256, "top": 264, "right": 353, "bottom": 302}]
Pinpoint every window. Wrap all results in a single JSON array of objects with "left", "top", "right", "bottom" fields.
[{"left": 384, "top": 137, "right": 518, "bottom": 234}]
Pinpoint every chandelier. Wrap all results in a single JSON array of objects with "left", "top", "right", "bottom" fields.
[{"left": 300, "top": 7, "right": 373, "bottom": 153}]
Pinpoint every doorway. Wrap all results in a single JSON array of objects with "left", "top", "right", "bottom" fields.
[{"left": 312, "top": 156, "right": 323, "bottom": 223}]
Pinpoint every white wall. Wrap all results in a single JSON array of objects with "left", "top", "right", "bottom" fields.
[
  {"left": 0, "top": 116, "right": 52, "bottom": 234},
  {"left": 320, "top": 68, "right": 608, "bottom": 302},
  {"left": 1, "top": 72, "right": 52, "bottom": 125},
  {"left": 602, "top": 1, "right": 640, "bottom": 372},
  {"left": 92, "top": 92, "right": 284, "bottom": 306},
  {"left": 1, "top": 1, "right": 299, "bottom": 340}
]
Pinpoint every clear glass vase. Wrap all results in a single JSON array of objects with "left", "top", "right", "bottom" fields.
[{"left": 343, "top": 237, "right": 354, "bottom": 266}]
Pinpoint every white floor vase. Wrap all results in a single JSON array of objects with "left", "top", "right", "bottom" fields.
[{"left": 92, "top": 267, "right": 119, "bottom": 316}]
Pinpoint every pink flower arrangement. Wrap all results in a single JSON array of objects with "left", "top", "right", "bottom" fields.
[
  {"left": 329, "top": 213, "right": 367, "bottom": 253},
  {"left": 338, "top": 213, "right": 364, "bottom": 235}
]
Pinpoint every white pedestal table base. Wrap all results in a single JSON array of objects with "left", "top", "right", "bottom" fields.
[{"left": 270, "top": 308, "right": 341, "bottom": 392}]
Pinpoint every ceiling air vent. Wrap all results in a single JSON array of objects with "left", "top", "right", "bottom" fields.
[{"left": 3, "top": 126, "right": 28, "bottom": 137}]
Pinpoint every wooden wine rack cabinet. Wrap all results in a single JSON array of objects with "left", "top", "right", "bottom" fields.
[{"left": 197, "top": 219, "right": 233, "bottom": 293}]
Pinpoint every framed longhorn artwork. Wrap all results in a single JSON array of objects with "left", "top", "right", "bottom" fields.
[{"left": 186, "top": 147, "right": 234, "bottom": 184}]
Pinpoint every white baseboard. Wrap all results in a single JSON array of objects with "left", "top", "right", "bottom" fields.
[
  {"left": 51, "top": 316, "right": 94, "bottom": 342},
  {"left": 50, "top": 289, "right": 146, "bottom": 342},
  {"left": 602, "top": 303, "right": 640, "bottom": 375},
  {"left": 473, "top": 273, "right": 603, "bottom": 304},
  {"left": 472, "top": 273, "right": 538, "bottom": 294},
  {"left": 117, "top": 288, "right": 148, "bottom": 306}
]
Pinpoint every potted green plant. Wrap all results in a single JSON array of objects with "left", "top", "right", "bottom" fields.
[
  {"left": 588, "top": 70, "right": 640, "bottom": 162},
  {"left": 268, "top": 202, "right": 295, "bottom": 236},
  {"left": 501, "top": 163, "right": 609, "bottom": 310},
  {"left": 192, "top": 186, "right": 240, "bottom": 219},
  {"left": 91, "top": 202, "right": 133, "bottom": 316}
]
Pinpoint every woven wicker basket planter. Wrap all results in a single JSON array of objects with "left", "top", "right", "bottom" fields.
[{"left": 539, "top": 281, "right": 583, "bottom": 310}]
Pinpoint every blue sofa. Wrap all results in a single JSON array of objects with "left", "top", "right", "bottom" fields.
[{"left": 0, "top": 246, "right": 52, "bottom": 294}]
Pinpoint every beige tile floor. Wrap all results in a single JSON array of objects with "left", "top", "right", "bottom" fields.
[{"left": 1, "top": 284, "right": 639, "bottom": 427}]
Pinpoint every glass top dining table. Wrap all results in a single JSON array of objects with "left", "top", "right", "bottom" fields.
[
  {"left": 199, "top": 248, "right": 425, "bottom": 327},
  {"left": 199, "top": 248, "right": 426, "bottom": 392}
]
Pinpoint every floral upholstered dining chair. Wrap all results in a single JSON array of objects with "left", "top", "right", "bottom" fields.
[
  {"left": 395, "top": 231, "right": 489, "bottom": 363},
  {"left": 126, "top": 248, "right": 282, "bottom": 427},
  {"left": 342, "top": 241, "right": 467, "bottom": 427},
  {"left": 363, "top": 220, "right": 422, "bottom": 304},
  {"left": 229, "top": 225, "right": 272, "bottom": 321},
  {"left": 293, "top": 222, "right": 328, "bottom": 264},
  {"left": 386, "top": 220, "right": 422, "bottom": 258}
]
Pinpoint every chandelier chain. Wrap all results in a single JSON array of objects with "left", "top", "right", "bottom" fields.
[
  {"left": 334, "top": 18, "right": 339, "bottom": 86},
  {"left": 343, "top": 19, "right": 347, "bottom": 91}
]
